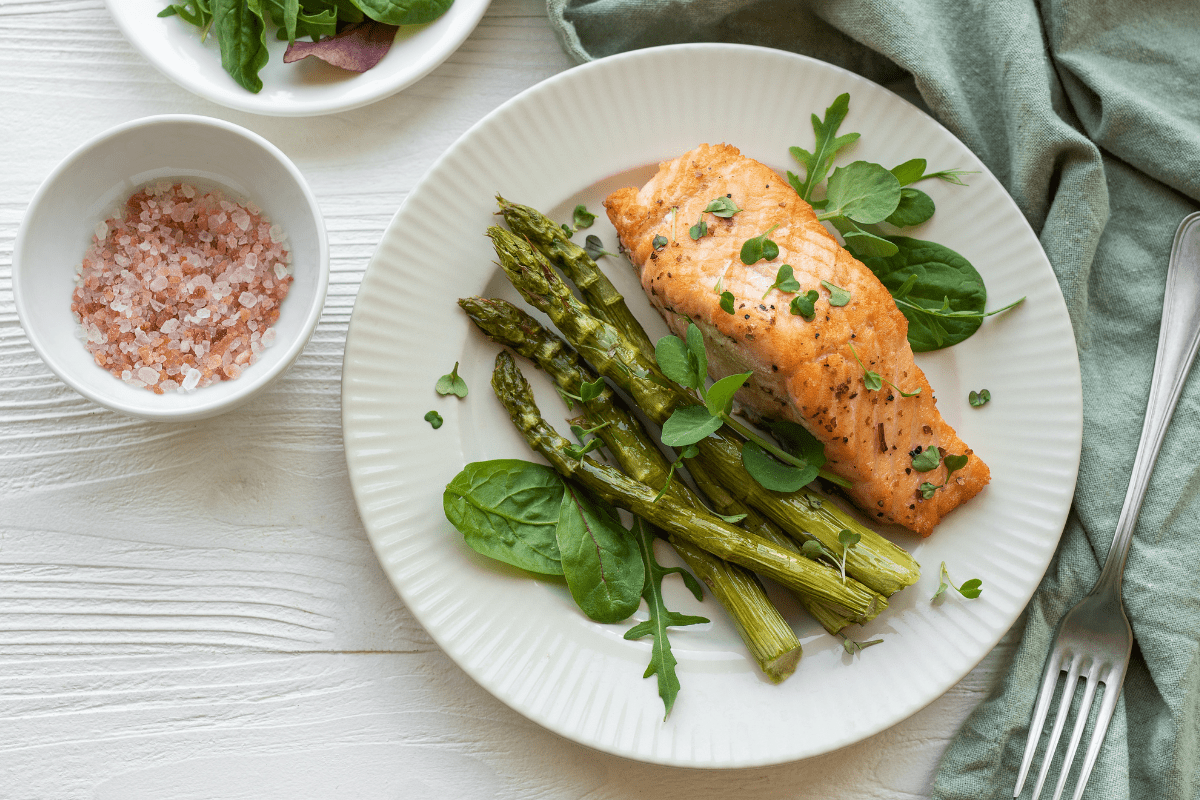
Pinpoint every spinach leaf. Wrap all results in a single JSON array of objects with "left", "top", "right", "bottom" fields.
[
  {"left": 350, "top": 0, "right": 454, "bottom": 25},
  {"left": 212, "top": 0, "right": 271, "bottom": 93},
  {"left": 889, "top": 158, "right": 926, "bottom": 187},
  {"left": 741, "top": 440, "right": 818, "bottom": 492},
  {"left": 443, "top": 460, "right": 566, "bottom": 575},
  {"left": 829, "top": 216, "right": 899, "bottom": 258},
  {"left": 821, "top": 161, "right": 902, "bottom": 225},
  {"left": 557, "top": 485, "right": 644, "bottom": 623},
  {"left": 855, "top": 237, "right": 988, "bottom": 351},
  {"left": 624, "top": 518, "right": 708, "bottom": 719},
  {"left": 886, "top": 187, "right": 935, "bottom": 227},
  {"left": 788, "top": 93, "right": 860, "bottom": 202}
]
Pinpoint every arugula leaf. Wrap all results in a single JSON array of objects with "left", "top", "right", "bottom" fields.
[
  {"left": 435, "top": 361, "right": 468, "bottom": 398},
  {"left": 704, "top": 196, "right": 742, "bottom": 217},
  {"left": 924, "top": 168, "right": 977, "bottom": 186},
  {"left": 788, "top": 93, "right": 860, "bottom": 202},
  {"left": 652, "top": 235, "right": 668, "bottom": 251},
  {"left": 820, "top": 161, "right": 902, "bottom": 225},
  {"left": 933, "top": 561, "right": 983, "bottom": 601},
  {"left": 969, "top": 389, "right": 991, "bottom": 407},
  {"left": 763, "top": 264, "right": 800, "bottom": 298},
  {"left": 583, "top": 234, "right": 615, "bottom": 260},
  {"left": 160, "top": 0, "right": 214, "bottom": 29},
  {"left": 423, "top": 410, "right": 443, "bottom": 428},
  {"left": 911, "top": 446, "right": 941, "bottom": 472},
  {"left": 820, "top": 280, "right": 851, "bottom": 307},
  {"left": 557, "top": 485, "right": 644, "bottom": 623},
  {"left": 789, "top": 290, "right": 819, "bottom": 318},
  {"left": 661, "top": 406, "right": 723, "bottom": 447},
  {"left": 741, "top": 440, "right": 817, "bottom": 492},
  {"left": 886, "top": 187, "right": 936, "bottom": 227},
  {"left": 212, "top": 0, "right": 271, "bottom": 93},
  {"left": 624, "top": 518, "right": 708, "bottom": 719},
  {"left": 352, "top": 0, "right": 454, "bottom": 25},
  {"left": 705, "top": 372, "right": 752, "bottom": 416},
  {"left": 719, "top": 291, "right": 736, "bottom": 314},
  {"left": 443, "top": 460, "right": 565, "bottom": 574},
  {"left": 740, "top": 225, "right": 780, "bottom": 265}
]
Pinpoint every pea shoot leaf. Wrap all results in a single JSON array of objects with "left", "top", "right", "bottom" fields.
[
  {"left": 685, "top": 324, "right": 708, "bottom": 384},
  {"left": 655, "top": 335, "right": 697, "bottom": 389},
  {"left": 925, "top": 168, "right": 977, "bottom": 186},
  {"left": 624, "top": 518, "right": 708, "bottom": 719},
  {"left": 719, "top": 291, "right": 736, "bottom": 314},
  {"left": 435, "top": 361, "right": 468, "bottom": 398},
  {"left": 789, "top": 290, "right": 819, "bottom": 318},
  {"left": 822, "top": 161, "right": 901, "bottom": 225},
  {"left": 661, "top": 406, "right": 723, "bottom": 447},
  {"left": 741, "top": 440, "right": 817, "bottom": 492},
  {"left": 764, "top": 264, "right": 800, "bottom": 298},
  {"left": 705, "top": 372, "right": 752, "bottom": 416},
  {"left": 788, "top": 93, "right": 860, "bottom": 202},
  {"left": 886, "top": 187, "right": 936, "bottom": 227},
  {"left": 579, "top": 377, "right": 605, "bottom": 402},
  {"left": 766, "top": 420, "right": 827, "bottom": 469},
  {"left": 704, "top": 197, "right": 742, "bottom": 217}
]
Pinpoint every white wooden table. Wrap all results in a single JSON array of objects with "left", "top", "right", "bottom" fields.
[{"left": 0, "top": 2, "right": 1015, "bottom": 796}]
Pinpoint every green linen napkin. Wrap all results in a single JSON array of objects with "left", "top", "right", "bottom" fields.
[{"left": 548, "top": 1, "right": 1200, "bottom": 797}]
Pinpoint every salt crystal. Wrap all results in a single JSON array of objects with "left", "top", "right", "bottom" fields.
[
  {"left": 182, "top": 368, "right": 201, "bottom": 391},
  {"left": 160, "top": 318, "right": 180, "bottom": 334},
  {"left": 239, "top": 292, "right": 258, "bottom": 308},
  {"left": 274, "top": 263, "right": 288, "bottom": 280},
  {"left": 94, "top": 222, "right": 108, "bottom": 240},
  {"left": 137, "top": 367, "right": 160, "bottom": 385}
]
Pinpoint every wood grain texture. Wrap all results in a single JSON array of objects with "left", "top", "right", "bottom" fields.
[{"left": 0, "top": 1, "right": 1013, "bottom": 796}]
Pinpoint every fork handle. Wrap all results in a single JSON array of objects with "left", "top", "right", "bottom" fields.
[{"left": 1096, "top": 212, "right": 1200, "bottom": 598}]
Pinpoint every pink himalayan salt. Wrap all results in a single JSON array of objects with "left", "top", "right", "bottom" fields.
[{"left": 71, "top": 183, "right": 292, "bottom": 395}]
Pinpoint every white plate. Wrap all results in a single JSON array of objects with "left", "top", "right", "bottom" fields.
[
  {"left": 107, "top": 0, "right": 490, "bottom": 116},
  {"left": 342, "top": 44, "right": 1082, "bottom": 767}
]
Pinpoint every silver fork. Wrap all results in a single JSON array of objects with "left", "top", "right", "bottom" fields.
[{"left": 1014, "top": 211, "right": 1200, "bottom": 800}]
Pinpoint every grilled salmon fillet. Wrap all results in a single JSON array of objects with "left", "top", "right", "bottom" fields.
[{"left": 604, "top": 143, "right": 989, "bottom": 535}]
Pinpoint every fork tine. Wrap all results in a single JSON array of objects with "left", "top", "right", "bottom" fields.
[
  {"left": 1070, "top": 668, "right": 1124, "bottom": 800},
  {"left": 1015, "top": 652, "right": 1070, "bottom": 796},
  {"left": 1050, "top": 662, "right": 1101, "bottom": 800},
  {"left": 1030, "top": 655, "right": 1082, "bottom": 800}
]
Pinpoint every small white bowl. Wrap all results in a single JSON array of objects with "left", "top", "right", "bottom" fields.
[{"left": 13, "top": 115, "right": 329, "bottom": 421}]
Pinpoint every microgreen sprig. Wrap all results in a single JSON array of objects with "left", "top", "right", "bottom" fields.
[
  {"left": 435, "top": 362, "right": 468, "bottom": 398},
  {"left": 740, "top": 225, "right": 780, "bottom": 265},
  {"left": 424, "top": 410, "right": 443, "bottom": 429},
  {"left": 583, "top": 234, "right": 617, "bottom": 260},
  {"left": 560, "top": 204, "right": 597, "bottom": 238},
  {"left": 919, "top": 453, "right": 969, "bottom": 498},
  {"left": 841, "top": 635, "right": 884, "bottom": 655},
  {"left": 820, "top": 280, "right": 851, "bottom": 307},
  {"left": 790, "top": 290, "right": 819, "bottom": 318},
  {"left": 763, "top": 264, "right": 800, "bottom": 299},
  {"left": 932, "top": 561, "right": 983, "bottom": 601},
  {"left": 704, "top": 196, "right": 742, "bottom": 217},
  {"left": 652, "top": 234, "right": 668, "bottom": 252},
  {"left": 848, "top": 342, "right": 920, "bottom": 396},
  {"left": 719, "top": 292, "right": 736, "bottom": 314},
  {"left": 653, "top": 444, "right": 700, "bottom": 502},
  {"left": 969, "top": 389, "right": 991, "bottom": 407}
]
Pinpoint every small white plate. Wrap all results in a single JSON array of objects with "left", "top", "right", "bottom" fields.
[
  {"left": 342, "top": 44, "right": 1082, "bottom": 766},
  {"left": 107, "top": 0, "right": 491, "bottom": 116}
]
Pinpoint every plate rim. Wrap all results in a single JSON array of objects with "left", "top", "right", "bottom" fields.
[
  {"left": 341, "top": 42, "right": 1083, "bottom": 766},
  {"left": 105, "top": 0, "right": 493, "bottom": 117}
]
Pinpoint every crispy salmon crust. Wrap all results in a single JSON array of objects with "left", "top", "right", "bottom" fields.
[{"left": 604, "top": 143, "right": 989, "bottom": 535}]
